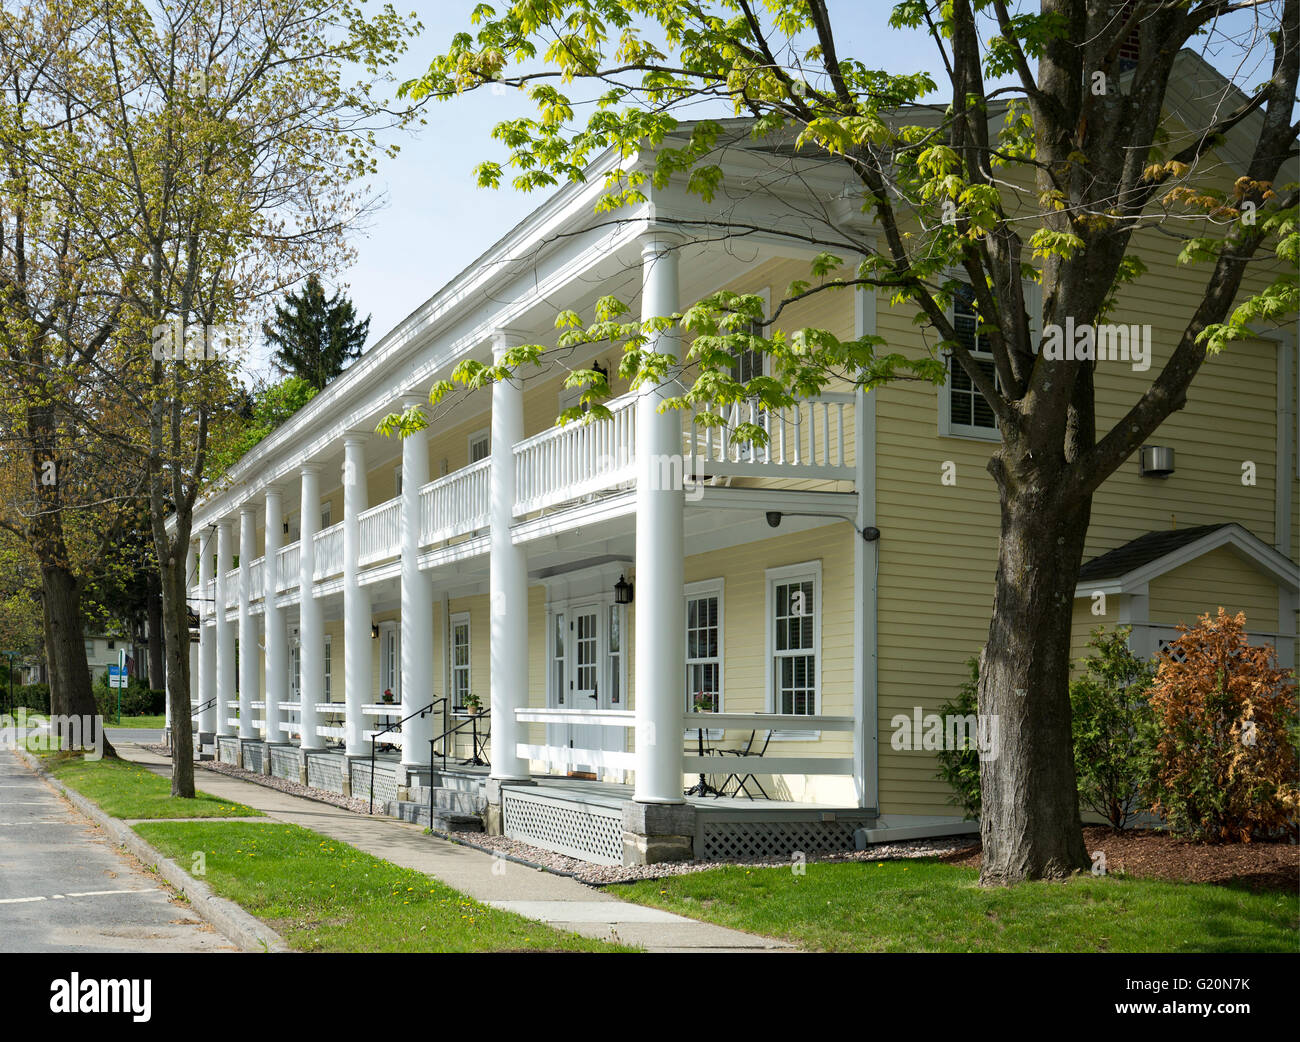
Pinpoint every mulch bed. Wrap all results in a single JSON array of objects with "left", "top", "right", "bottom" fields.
[{"left": 940, "top": 826, "right": 1299, "bottom": 893}]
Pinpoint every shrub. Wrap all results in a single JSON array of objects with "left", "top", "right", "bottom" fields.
[
  {"left": 93, "top": 673, "right": 164, "bottom": 719},
  {"left": 1147, "top": 609, "right": 1299, "bottom": 842},
  {"left": 1069, "top": 626, "right": 1156, "bottom": 830},
  {"left": 935, "top": 656, "right": 982, "bottom": 820},
  {"left": 13, "top": 683, "right": 50, "bottom": 713}
]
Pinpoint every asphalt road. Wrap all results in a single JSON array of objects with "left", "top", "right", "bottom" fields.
[{"left": 0, "top": 748, "right": 234, "bottom": 953}]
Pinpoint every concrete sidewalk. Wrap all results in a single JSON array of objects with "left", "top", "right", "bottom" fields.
[{"left": 121, "top": 743, "right": 793, "bottom": 953}]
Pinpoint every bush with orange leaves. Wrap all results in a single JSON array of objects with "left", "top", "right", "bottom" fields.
[{"left": 1147, "top": 609, "right": 1299, "bottom": 843}]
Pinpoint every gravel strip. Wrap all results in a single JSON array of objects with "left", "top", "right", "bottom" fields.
[
  {"left": 144, "top": 745, "right": 378, "bottom": 816},
  {"left": 144, "top": 745, "right": 979, "bottom": 884},
  {"left": 444, "top": 830, "right": 980, "bottom": 885}
]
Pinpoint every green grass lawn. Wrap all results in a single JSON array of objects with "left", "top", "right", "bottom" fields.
[
  {"left": 48, "top": 753, "right": 261, "bottom": 819},
  {"left": 618, "top": 859, "right": 1299, "bottom": 953},
  {"left": 136, "top": 820, "right": 632, "bottom": 953},
  {"left": 105, "top": 714, "right": 167, "bottom": 729}
]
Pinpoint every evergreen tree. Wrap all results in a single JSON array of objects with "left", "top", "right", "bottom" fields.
[{"left": 262, "top": 275, "right": 370, "bottom": 390}]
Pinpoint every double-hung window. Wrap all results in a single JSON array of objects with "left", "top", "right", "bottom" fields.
[
  {"left": 451, "top": 613, "right": 471, "bottom": 712},
  {"left": 767, "top": 562, "right": 820, "bottom": 716},
  {"left": 684, "top": 579, "right": 723, "bottom": 712},
  {"left": 943, "top": 283, "right": 999, "bottom": 438}
]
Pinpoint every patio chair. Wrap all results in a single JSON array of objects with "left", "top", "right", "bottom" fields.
[{"left": 716, "top": 729, "right": 772, "bottom": 799}]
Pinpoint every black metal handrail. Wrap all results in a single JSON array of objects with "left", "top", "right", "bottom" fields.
[
  {"left": 429, "top": 709, "right": 490, "bottom": 772},
  {"left": 425, "top": 709, "right": 490, "bottom": 829},
  {"left": 189, "top": 696, "right": 217, "bottom": 719},
  {"left": 368, "top": 699, "right": 443, "bottom": 814}
]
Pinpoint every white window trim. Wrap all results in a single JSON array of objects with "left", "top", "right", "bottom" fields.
[
  {"left": 320, "top": 502, "right": 332, "bottom": 529},
  {"left": 468, "top": 428, "right": 490, "bottom": 464},
  {"left": 379, "top": 621, "right": 399, "bottom": 702},
  {"left": 938, "top": 277, "right": 1040, "bottom": 442},
  {"left": 684, "top": 577, "right": 725, "bottom": 739},
  {"left": 684, "top": 577, "right": 725, "bottom": 713},
  {"left": 393, "top": 464, "right": 403, "bottom": 498},
  {"left": 450, "top": 612, "right": 472, "bottom": 715},
  {"left": 765, "top": 560, "right": 823, "bottom": 733}
]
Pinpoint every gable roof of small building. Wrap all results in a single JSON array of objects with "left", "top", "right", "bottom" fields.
[{"left": 1076, "top": 522, "right": 1299, "bottom": 595}]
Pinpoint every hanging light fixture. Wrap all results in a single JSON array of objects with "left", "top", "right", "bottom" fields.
[{"left": 614, "top": 574, "right": 634, "bottom": 604}]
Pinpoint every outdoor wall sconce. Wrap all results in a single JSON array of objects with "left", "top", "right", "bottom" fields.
[
  {"left": 1139, "top": 445, "right": 1175, "bottom": 478},
  {"left": 371, "top": 624, "right": 380, "bottom": 639},
  {"left": 614, "top": 574, "right": 634, "bottom": 604},
  {"left": 765, "top": 510, "right": 881, "bottom": 542}
]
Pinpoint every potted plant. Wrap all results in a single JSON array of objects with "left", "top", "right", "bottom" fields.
[
  {"left": 463, "top": 692, "right": 483, "bottom": 715},
  {"left": 692, "top": 691, "right": 715, "bottom": 713},
  {"left": 382, "top": 688, "right": 394, "bottom": 705}
]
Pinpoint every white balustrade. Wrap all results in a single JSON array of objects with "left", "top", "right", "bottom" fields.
[
  {"left": 248, "top": 557, "right": 264, "bottom": 601},
  {"left": 224, "top": 567, "right": 239, "bottom": 608},
  {"left": 513, "top": 392, "right": 638, "bottom": 515},
  {"left": 358, "top": 497, "right": 401, "bottom": 566},
  {"left": 275, "top": 542, "right": 300, "bottom": 592},
  {"left": 313, "top": 521, "right": 344, "bottom": 580},
  {"left": 420, "top": 458, "right": 491, "bottom": 544},
  {"left": 684, "top": 393, "right": 854, "bottom": 478}
]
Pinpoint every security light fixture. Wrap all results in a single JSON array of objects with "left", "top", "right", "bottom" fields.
[{"left": 765, "top": 510, "right": 880, "bottom": 542}]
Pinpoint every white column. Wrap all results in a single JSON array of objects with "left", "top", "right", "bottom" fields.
[
  {"left": 215, "top": 519, "right": 235, "bottom": 737},
  {"left": 198, "top": 529, "right": 216, "bottom": 735},
  {"left": 634, "top": 233, "right": 686, "bottom": 804},
  {"left": 238, "top": 506, "right": 258, "bottom": 740},
  {"left": 343, "top": 435, "right": 372, "bottom": 757},
  {"left": 186, "top": 543, "right": 199, "bottom": 731},
  {"left": 489, "top": 332, "right": 530, "bottom": 781},
  {"left": 399, "top": 399, "right": 434, "bottom": 767},
  {"left": 298, "top": 465, "right": 324, "bottom": 750},
  {"left": 263, "top": 488, "right": 287, "bottom": 744}
]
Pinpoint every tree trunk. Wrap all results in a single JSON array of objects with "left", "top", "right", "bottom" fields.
[
  {"left": 146, "top": 570, "right": 165, "bottom": 688},
  {"left": 978, "top": 477, "right": 1091, "bottom": 884},
  {"left": 41, "top": 565, "right": 116, "bottom": 759},
  {"left": 158, "top": 534, "right": 196, "bottom": 798}
]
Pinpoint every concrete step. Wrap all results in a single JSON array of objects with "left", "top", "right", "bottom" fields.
[
  {"left": 405, "top": 785, "right": 486, "bottom": 817},
  {"left": 389, "top": 798, "right": 483, "bottom": 833}
]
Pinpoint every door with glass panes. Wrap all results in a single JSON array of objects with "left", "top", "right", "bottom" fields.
[{"left": 548, "top": 602, "right": 625, "bottom": 775}]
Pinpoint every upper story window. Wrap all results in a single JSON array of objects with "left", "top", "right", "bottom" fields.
[
  {"left": 320, "top": 502, "right": 332, "bottom": 529},
  {"left": 943, "top": 283, "right": 999, "bottom": 439},
  {"left": 468, "top": 429, "right": 490, "bottom": 464}
]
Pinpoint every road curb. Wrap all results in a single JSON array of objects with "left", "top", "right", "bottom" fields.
[{"left": 15, "top": 748, "right": 290, "bottom": 953}]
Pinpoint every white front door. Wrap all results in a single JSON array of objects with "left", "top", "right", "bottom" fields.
[{"left": 569, "top": 605, "right": 601, "bottom": 769}]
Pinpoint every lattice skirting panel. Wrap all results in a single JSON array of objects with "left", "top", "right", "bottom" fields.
[
  {"left": 241, "top": 742, "right": 265, "bottom": 773},
  {"left": 697, "top": 818, "right": 864, "bottom": 861},
  {"left": 216, "top": 736, "right": 240, "bottom": 765},
  {"left": 270, "top": 746, "right": 304, "bottom": 781},
  {"left": 350, "top": 761, "right": 398, "bottom": 806},
  {"left": 306, "top": 753, "right": 344, "bottom": 794},
  {"left": 502, "top": 790, "right": 625, "bottom": 866}
]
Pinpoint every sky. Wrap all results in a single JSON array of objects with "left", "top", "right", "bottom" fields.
[{"left": 252, "top": 0, "right": 1281, "bottom": 380}]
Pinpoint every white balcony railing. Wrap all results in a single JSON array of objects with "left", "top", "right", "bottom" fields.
[
  {"left": 684, "top": 393, "right": 854, "bottom": 479},
  {"left": 358, "top": 497, "right": 400, "bottom": 567},
  {"left": 420, "top": 457, "right": 491, "bottom": 545},
  {"left": 314, "top": 521, "right": 344, "bottom": 580},
  {"left": 275, "top": 541, "right": 300, "bottom": 592},
  {"left": 224, "top": 567, "right": 239, "bottom": 608},
  {"left": 248, "top": 557, "right": 264, "bottom": 601},
  {"left": 513, "top": 392, "right": 638, "bottom": 515}
]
